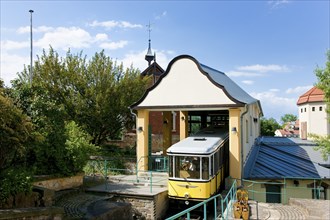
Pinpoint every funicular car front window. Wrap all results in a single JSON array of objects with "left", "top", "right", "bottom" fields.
[{"left": 175, "top": 156, "right": 200, "bottom": 179}]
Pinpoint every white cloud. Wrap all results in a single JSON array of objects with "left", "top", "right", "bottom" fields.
[
  {"left": 285, "top": 85, "right": 313, "bottom": 94},
  {"left": 1, "top": 40, "right": 29, "bottom": 50},
  {"left": 94, "top": 33, "right": 109, "bottom": 42},
  {"left": 88, "top": 20, "right": 143, "bottom": 29},
  {"left": 17, "top": 25, "right": 54, "bottom": 34},
  {"left": 35, "top": 27, "right": 93, "bottom": 50},
  {"left": 10, "top": 26, "right": 130, "bottom": 52},
  {"left": 0, "top": 52, "right": 29, "bottom": 86},
  {"left": 268, "top": 0, "right": 290, "bottom": 9},
  {"left": 226, "top": 71, "right": 263, "bottom": 77},
  {"left": 237, "top": 64, "right": 289, "bottom": 73},
  {"left": 119, "top": 49, "right": 174, "bottom": 71},
  {"left": 241, "top": 80, "right": 254, "bottom": 85},
  {"left": 100, "top": 40, "right": 128, "bottom": 50},
  {"left": 251, "top": 89, "right": 297, "bottom": 120},
  {"left": 155, "top": 11, "right": 167, "bottom": 20}
]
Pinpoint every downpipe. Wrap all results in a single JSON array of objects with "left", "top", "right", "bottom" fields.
[
  {"left": 240, "top": 104, "right": 249, "bottom": 187},
  {"left": 129, "top": 107, "right": 139, "bottom": 181}
]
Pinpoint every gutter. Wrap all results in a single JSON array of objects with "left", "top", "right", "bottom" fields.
[{"left": 240, "top": 104, "right": 249, "bottom": 186}]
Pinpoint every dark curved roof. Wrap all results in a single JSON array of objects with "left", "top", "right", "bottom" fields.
[{"left": 200, "top": 64, "right": 259, "bottom": 105}]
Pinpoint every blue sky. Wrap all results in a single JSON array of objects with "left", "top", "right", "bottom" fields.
[{"left": 1, "top": 0, "right": 329, "bottom": 122}]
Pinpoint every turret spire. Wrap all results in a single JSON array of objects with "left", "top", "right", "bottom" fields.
[{"left": 145, "top": 21, "right": 155, "bottom": 66}]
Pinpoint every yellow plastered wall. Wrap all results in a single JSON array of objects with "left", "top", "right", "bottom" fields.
[
  {"left": 229, "top": 108, "right": 241, "bottom": 185},
  {"left": 162, "top": 111, "right": 172, "bottom": 155},
  {"left": 179, "top": 111, "right": 188, "bottom": 140},
  {"left": 137, "top": 109, "right": 149, "bottom": 171}
]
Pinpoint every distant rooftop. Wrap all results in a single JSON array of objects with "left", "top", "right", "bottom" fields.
[
  {"left": 297, "top": 86, "right": 325, "bottom": 105},
  {"left": 244, "top": 137, "right": 330, "bottom": 180}
]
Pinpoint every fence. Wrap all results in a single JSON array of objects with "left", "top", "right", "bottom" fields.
[
  {"left": 242, "top": 177, "right": 330, "bottom": 204},
  {"left": 136, "top": 155, "right": 168, "bottom": 172},
  {"left": 165, "top": 179, "right": 237, "bottom": 220},
  {"left": 84, "top": 156, "right": 168, "bottom": 193}
]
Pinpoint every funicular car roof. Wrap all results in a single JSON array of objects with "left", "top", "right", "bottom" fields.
[{"left": 167, "top": 127, "right": 229, "bottom": 155}]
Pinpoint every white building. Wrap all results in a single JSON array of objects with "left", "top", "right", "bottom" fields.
[{"left": 297, "top": 86, "right": 330, "bottom": 139}]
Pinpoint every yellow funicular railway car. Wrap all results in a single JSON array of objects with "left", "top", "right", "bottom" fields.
[{"left": 167, "top": 126, "right": 229, "bottom": 206}]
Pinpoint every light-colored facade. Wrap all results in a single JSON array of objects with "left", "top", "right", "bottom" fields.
[
  {"left": 297, "top": 87, "right": 330, "bottom": 139},
  {"left": 131, "top": 55, "right": 262, "bottom": 183},
  {"left": 244, "top": 179, "right": 330, "bottom": 203}
]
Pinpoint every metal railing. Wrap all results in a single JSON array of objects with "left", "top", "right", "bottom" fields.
[
  {"left": 165, "top": 179, "right": 237, "bottom": 220},
  {"left": 136, "top": 155, "right": 168, "bottom": 172},
  {"left": 84, "top": 156, "right": 168, "bottom": 193}
]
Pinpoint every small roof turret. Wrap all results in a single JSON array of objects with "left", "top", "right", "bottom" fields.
[
  {"left": 145, "top": 22, "right": 155, "bottom": 66},
  {"left": 145, "top": 39, "right": 154, "bottom": 66}
]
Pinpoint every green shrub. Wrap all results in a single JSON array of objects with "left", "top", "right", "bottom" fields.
[
  {"left": 64, "top": 121, "right": 98, "bottom": 175},
  {"left": 0, "top": 167, "right": 33, "bottom": 203}
]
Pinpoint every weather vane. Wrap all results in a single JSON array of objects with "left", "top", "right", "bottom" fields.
[{"left": 146, "top": 21, "right": 152, "bottom": 41}]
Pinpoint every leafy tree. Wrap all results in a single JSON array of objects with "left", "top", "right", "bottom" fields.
[
  {"left": 311, "top": 50, "right": 330, "bottom": 160},
  {"left": 0, "top": 80, "right": 37, "bottom": 202},
  {"left": 309, "top": 134, "right": 330, "bottom": 161},
  {"left": 9, "top": 47, "right": 149, "bottom": 176},
  {"left": 0, "top": 80, "right": 38, "bottom": 171},
  {"left": 24, "top": 48, "right": 150, "bottom": 145},
  {"left": 280, "top": 113, "right": 297, "bottom": 126},
  {"left": 260, "top": 117, "right": 281, "bottom": 136}
]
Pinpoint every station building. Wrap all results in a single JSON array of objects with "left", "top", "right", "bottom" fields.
[{"left": 130, "top": 54, "right": 263, "bottom": 183}]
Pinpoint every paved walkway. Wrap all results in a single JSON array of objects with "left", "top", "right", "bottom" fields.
[
  {"left": 55, "top": 173, "right": 168, "bottom": 219},
  {"left": 55, "top": 174, "right": 328, "bottom": 220},
  {"left": 249, "top": 202, "right": 306, "bottom": 220}
]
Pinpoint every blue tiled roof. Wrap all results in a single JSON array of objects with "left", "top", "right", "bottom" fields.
[{"left": 244, "top": 137, "right": 330, "bottom": 179}]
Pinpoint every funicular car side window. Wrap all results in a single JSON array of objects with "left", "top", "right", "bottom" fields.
[{"left": 202, "top": 157, "right": 209, "bottom": 180}]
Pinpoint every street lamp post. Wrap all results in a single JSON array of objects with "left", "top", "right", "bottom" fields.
[{"left": 29, "top": 9, "right": 34, "bottom": 86}]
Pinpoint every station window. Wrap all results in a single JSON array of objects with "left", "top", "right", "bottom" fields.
[
  {"left": 319, "top": 106, "right": 323, "bottom": 111},
  {"left": 301, "top": 108, "right": 303, "bottom": 113},
  {"left": 304, "top": 108, "right": 306, "bottom": 112},
  {"left": 312, "top": 107, "right": 315, "bottom": 112},
  {"left": 307, "top": 182, "right": 328, "bottom": 200}
]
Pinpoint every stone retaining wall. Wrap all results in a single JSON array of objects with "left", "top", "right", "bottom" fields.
[
  {"left": 33, "top": 174, "right": 84, "bottom": 191},
  {"left": 114, "top": 191, "right": 169, "bottom": 220},
  {"left": 0, "top": 207, "right": 64, "bottom": 220}
]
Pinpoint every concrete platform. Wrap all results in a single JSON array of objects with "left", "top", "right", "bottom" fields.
[{"left": 86, "top": 173, "right": 168, "bottom": 196}]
